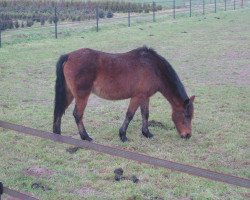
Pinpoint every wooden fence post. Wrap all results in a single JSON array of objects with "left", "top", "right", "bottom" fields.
[
  {"left": 153, "top": 1, "right": 156, "bottom": 22},
  {"left": 203, "top": 0, "right": 205, "bottom": 15},
  {"left": 214, "top": 0, "right": 217, "bottom": 13},
  {"left": 190, "top": 0, "right": 192, "bottom": 17},
  {"left": 173, "top": 0, "right": 176, "bottom": 19},
  {"left": 96, "top": 5, "right": 99, "bottom": 32},
  {"left": 54, "top": 6, "right": 58, "bottom": 39},
  {"left": 128, "top": 2, "right": 131, "bottom": 27},
  {"left": 0, "top": 29, "right": 2, "bottom": 48}
]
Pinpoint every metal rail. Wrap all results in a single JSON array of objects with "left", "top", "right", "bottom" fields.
[
  {"left": 3, "top": 186, "right": 39, "bottom": 200},
  {"left": 0, "top": 120, "right": 250, "bottom": 189},
  {"left": 0, "top": 182, "right": 38, "bottom": 200}
]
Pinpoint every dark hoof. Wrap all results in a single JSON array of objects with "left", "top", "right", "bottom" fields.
[
  {"left": 53, "top": 130, "right": 61, "bottom": 135},
  {"left": 80, "top": 133, "right": 93, "bottom": 141},
  {"left": 119, "top": 129, "right": 128, "bottom": 142},
  {"left": 142, "top": 131, "right": 154, "bottom": 138},
  {"left": 53, "top": 125, "right": 61, "bottom": 134},
  {"left": 120, "top": 135, "right": 128, "bottom": 142},
  {"left": 85, "top": 136, "right": 93, "bottom": 142}
]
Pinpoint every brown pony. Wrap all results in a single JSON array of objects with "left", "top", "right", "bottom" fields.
[{"left": 53, "top": 46, "right": 195, "bottom": 142}]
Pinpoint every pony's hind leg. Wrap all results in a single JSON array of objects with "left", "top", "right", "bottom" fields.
[
  {"left": 119, "top": 96, "right": 143, "bottom": 142},
  {"left": 73, "top": 94, "right": 92, "bottom": 141},
  {"left": 140, "top": 98, "right": 153, "bottom": 138}
]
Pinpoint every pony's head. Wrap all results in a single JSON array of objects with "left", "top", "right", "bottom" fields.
[{"left": 172, "top": 96, "right": 195, "bottom": 139}]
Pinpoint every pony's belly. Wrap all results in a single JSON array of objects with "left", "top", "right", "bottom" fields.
[{"left": 92, "top": 84, "right": 132, "bottom": 100}]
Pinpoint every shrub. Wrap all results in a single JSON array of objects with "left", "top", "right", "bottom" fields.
[
  {"left": 53, "top": 15, "right": 59, "bottom": 23},
  {"left": 156, "top": 5, "right": 163, "bottom": 11},
  {"left": 26, "top": 19, "right": 34, "bottom": 27},
  {"left": 106, "top": 10, "right": 113, "bottom": 18},
  {"left": 49, "top": 17, "right": 53, "bottom": 24},
  {"left": 40, "top": 17, "right": 45, "bottom": 26},
  {"left": 14, "top": 20, "right": 19, "bottom": 28},
  {"left": 98, "top": 9, "right": 105, "bottom": 18}
]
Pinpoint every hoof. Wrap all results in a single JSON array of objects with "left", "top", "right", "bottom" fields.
[
  {"left": 120, "top": 135, "right": 128, "bottom": 142},
  {"left": 53, "top": 129, "right": 61, "bottom": 135},
  {"left": 142, "top": 131, "right": 154, "bottom": 138},
  {"left": 80, "top": 133, "right": 93, "bottom": 141},
  {"left": 119, "top": 129, "right": 128, "bottom": 142},
  {"left": 84, "top": 136, "right": 93, "bottom": 142}
]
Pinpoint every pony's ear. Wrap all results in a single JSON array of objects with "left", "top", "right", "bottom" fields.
[{"left": 190, "top": 95, "right": 195, "bottom": 103}]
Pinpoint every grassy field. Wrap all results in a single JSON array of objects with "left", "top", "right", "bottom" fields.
[{"left": 0, "top": 8, "right": 250, "bottom": 200}]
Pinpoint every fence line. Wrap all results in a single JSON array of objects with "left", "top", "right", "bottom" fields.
[
  {"left": 1, "top": 120, "right": 250, "bottom": 190},
  {"left": 0, "top": 0, "right": 249, "bottom": 47}
]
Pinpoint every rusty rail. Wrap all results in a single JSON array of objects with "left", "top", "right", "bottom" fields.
[
  {"left": 0, "top": 120, "right": 250, "bottom": 190},
  {"left": 0, "top": 182, "right": 38, "bottom": 200}
]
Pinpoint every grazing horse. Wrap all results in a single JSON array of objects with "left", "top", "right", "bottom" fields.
[{"left": 53, "top": 46, "right": 195, "bottom": 142}]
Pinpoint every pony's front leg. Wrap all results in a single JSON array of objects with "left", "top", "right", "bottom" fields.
[
  {"left": 140, "top": 98, "right": 153, "bottom": 138},
  {"left": 119, "top": 97, "right": 142, "bottom": 142},
  {"left": 73, "top": 95, "right": 92, "bottom": 141}
]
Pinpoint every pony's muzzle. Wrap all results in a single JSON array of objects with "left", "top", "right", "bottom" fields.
[{"left": 180, "top": 133, "right": 191, "bottom": 139}]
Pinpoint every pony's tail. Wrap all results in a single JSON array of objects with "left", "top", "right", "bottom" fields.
[{"left": 53, "top": 54, "right": 69, "bottom": 133}]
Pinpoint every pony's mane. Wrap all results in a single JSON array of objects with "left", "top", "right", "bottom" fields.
[{"left": 137, "top": 46, "right": 189, "bottom": 103}]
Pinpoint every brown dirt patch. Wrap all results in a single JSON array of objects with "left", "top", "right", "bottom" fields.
[
  {"left": 224, "top": 51, "right": 249, "bottom": 61},
  {"left": 236, "top": 66, "right": 250, "bottom": 86},
  {"left": 25, "top": 166, "right": 54, "bottom": 178},
  {"left": 74, "top": 187, "right": 104, "bottom": 197}
]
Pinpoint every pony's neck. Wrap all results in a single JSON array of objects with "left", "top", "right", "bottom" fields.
[
  {"left": 161, "top": 88, "right": 185, "bottom": 111},
  {"left": 155, "top": 57, "right": 188, "bottom": 110}
]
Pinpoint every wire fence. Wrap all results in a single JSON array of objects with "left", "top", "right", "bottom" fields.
[{"left": 0, "top": 0, "right": 249, "bottom": 47}]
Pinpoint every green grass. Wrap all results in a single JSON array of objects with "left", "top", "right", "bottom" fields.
[{"left": 0, "top": 8, "right": 250, "bottom": 200}]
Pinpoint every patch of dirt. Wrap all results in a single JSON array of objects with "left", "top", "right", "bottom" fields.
[
  {"left": 74, "top": 187, "right": 104, "bottom": 197},
  {"left": 219, "top": 51, "right": 250, "bottom": 85},
  {"left": 25, "top": 166, "right": 54, "bottom": 178},
  {"left": 224, "top": 51, "right": 249, "bottom": 61},
  {"left": 236, "top": 66, "right": 250, "bottom": 86}
]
